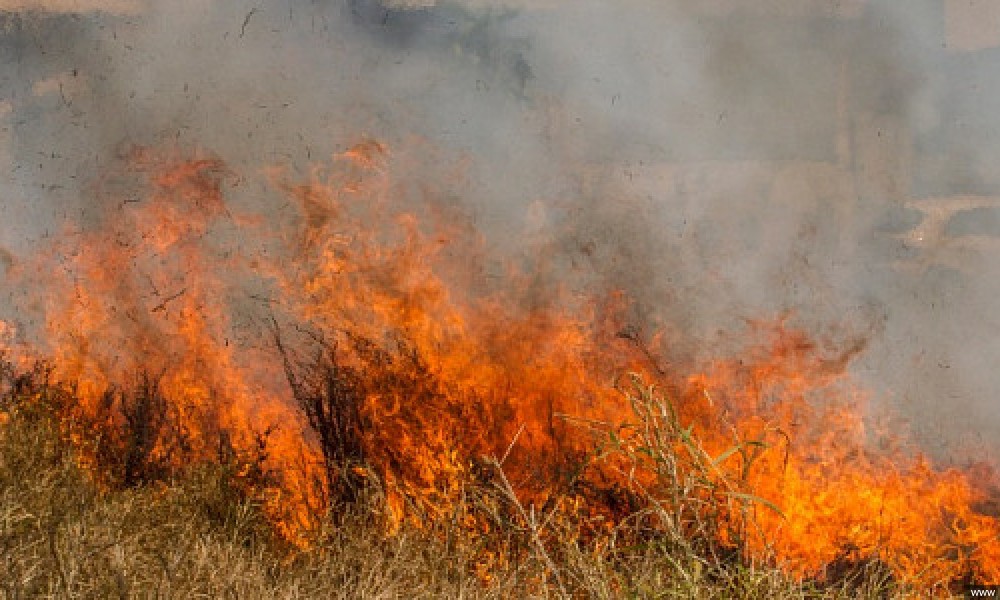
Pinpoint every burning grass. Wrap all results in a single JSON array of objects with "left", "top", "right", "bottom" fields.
[
  {"left": 0, "top": 359, "right": 896, "bottom": 599},
  {"left": 0, "top": 141, "right": 998, "bottom": 597}
]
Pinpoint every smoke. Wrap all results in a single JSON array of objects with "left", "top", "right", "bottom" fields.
[{"left": 1, "top": 0, "right": 998, "bottom": 461}]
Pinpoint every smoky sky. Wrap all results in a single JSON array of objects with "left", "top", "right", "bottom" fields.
[{"left": 1, "top": 0, "right": 999, "bottom": 461}]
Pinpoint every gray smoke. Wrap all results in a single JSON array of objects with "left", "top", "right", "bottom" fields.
[{"left": 1, "top": 0, "right": 998, "bottom": 462}]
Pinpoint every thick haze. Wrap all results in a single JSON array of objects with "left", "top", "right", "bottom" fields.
[{"left": 1, "top": 0, "right": 999, "bottom": 460}]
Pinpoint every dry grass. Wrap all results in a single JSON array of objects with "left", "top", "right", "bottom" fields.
[{"left": 0, "top": 364, "right": 905, "bottom": 599}]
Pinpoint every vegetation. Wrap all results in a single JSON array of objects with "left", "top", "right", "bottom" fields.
[{"left": 0, "top": 360, "right": 903, "bottom": 599}]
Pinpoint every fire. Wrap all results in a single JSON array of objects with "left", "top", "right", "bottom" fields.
[
  {"left": 681, "top": 329, "right": 1000, "bottom": 590},
  {"left": 3, "top": 139, "right": 999, "bottom": 591}
]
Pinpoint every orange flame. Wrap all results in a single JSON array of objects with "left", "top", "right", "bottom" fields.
[{"left": 4, "top": 140, "right": 999, "bottom": 589}]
